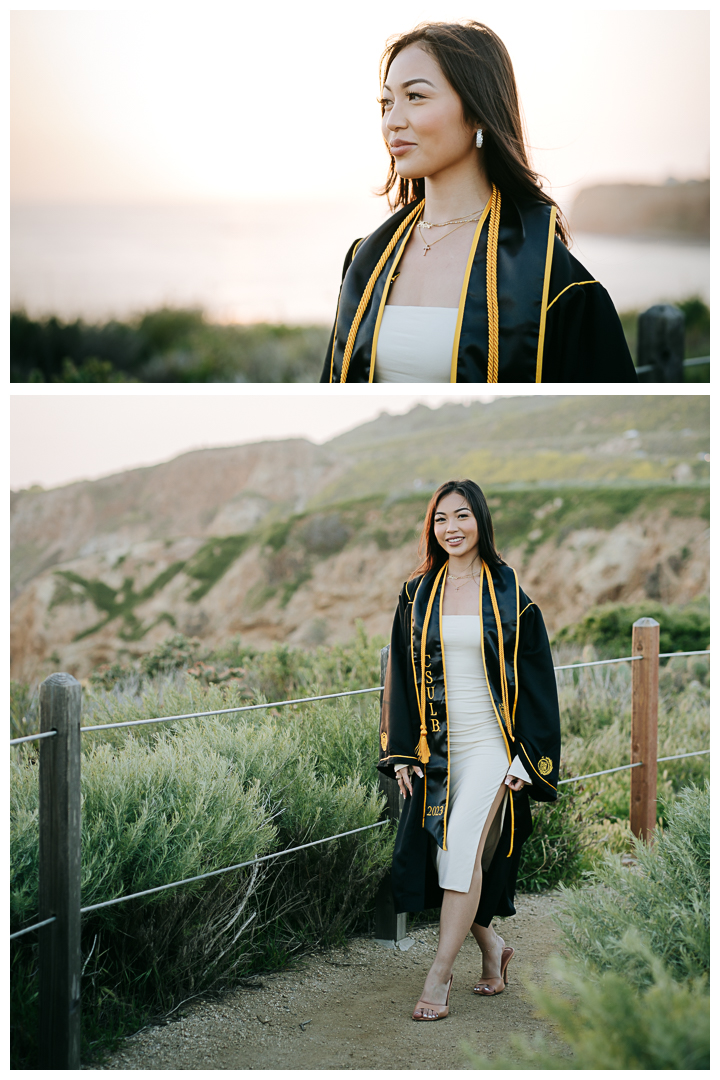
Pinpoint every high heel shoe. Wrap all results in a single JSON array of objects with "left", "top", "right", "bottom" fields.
[
  {"left": 412, "top": 974, "right": 453, "bottom": 1021},
  {"left": 473, "top": 946, "right": 514, "bottom": 996}
]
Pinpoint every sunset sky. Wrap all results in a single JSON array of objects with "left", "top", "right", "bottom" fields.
[
  {"left": 11, "top": 4, "right": 709, "bottom": 211},
  {"left": 10, "top": 393, "right": 498, "bottom": 490}
]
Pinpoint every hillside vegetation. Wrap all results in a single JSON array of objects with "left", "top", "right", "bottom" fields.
[
  {"left": 10, "top": 298, "right": 710, "bottom": 382},
  {"left": 11, "top": 397, "right": 709, "bottom": 682},
  {"left": 11, "top": 482, "right": 710, "bottom": 683},
  {"left": 467, "top": 784, "right": 709, "bottom": 1069}
]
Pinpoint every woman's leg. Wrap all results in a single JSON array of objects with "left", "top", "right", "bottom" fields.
[{"left": 414, "top": 781, "right": 507, "bottom": 1018}]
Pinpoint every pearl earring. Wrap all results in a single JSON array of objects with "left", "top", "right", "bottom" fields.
[{"left": 476, "top": 129, "right": 484, "bottom": 148}]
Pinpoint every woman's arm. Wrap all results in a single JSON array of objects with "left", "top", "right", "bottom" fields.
[
  {"left": 512, "top": 600, "right": 562, "bottom": 800},
  {"left": 378, "top": 592, "right": 421, "bottom": 779},
  {"left": 543, "top": 281, "right": 638, "bottom": 382},
  {"left": 541, "top": 242, "right": 637, "bottom": 383}
]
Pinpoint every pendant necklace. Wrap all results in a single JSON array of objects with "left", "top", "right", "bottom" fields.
[
  {"left": 449, "top": 574, "right": 479, "bottom": 592},
  {"left": 416, "top": 215, "right": 482, "bottom": 256},
  {"left": 447, "top": 559, "right": 480, "bottom": 591}
]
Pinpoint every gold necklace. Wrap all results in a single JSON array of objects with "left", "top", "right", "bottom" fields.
[
  {"left": 447, "top": 557, "right": 479, "bottom": 580},
  {"left": 418, "top": 209, "right": 484, "bottom": 229},
  {"left": 416, "top": 219, "right": 477, "bottom": 256},
  {"left": 448, "top": 557, "right": 480, "bottom": 590},
  {"left": 450, "top": 573, "right": 480, "bottom": 592}
]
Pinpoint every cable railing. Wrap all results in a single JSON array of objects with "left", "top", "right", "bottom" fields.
[
  {"left": 635, "top": 355, "right": 710, "bottom": 376},
  {"left": 9, "top": 623, "right": 710, "bottom": 1067},
  {"left": 558, "top": 748, "right": 710, "bottom": 786},
  {"left": 12, "top": 746, "right": 710, "bottom": 936},
  {"left": 9, "top": 648, "right": 711, "bottom": 746}
]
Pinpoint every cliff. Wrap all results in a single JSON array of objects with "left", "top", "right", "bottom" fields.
[
  {"left": 570, "top": 180, "right": 709, "bottom": 241},
  {"left": 11, "top": 397, "right": 709, "bottom": 682}
]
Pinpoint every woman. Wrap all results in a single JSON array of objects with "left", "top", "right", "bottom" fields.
[
  {"left": 321, "top": 21, "right": 637, "bottom": 383},
  {"left": 378, "top": 479, "right": 561, "bottom": 1020}
]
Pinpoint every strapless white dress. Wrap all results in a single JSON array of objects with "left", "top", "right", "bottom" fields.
[
  {"left": 374, "top": 305, "right": 457, "bottom": 382},
  {"left": 434, "top": 615, "right": 514, "bottom": 893}
]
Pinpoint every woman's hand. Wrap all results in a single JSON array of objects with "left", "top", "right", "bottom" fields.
[
  {"left": 505, "top": 775, "right": 527, "bottom": 792},
  {"left": 397, "top": 765, "right": 424, "bottom": 799}
]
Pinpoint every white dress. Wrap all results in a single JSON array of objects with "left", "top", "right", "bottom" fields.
[
  {"left": 434, "top": 615, "right": 520, "bottom": 893},
  {"left": 374, "top": 306, "right": 457, "bottom": 382}
]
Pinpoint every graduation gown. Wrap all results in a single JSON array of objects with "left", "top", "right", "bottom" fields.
[
  {"left": 321, "top": 189, "right": 637, "bottom": 383},
  {"left": 378, "top": 561, "right": 561, "bottom": 925}
]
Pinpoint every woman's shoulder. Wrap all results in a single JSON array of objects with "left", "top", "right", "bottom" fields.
[
  {"left": 489, "top": 561, "right": 517, "bottom": 586},
  {"left": 400, "top": 573, "right": 425, "bottom": 603},
  {"left": 547, "top": 236, "right": 608, "bottom": 302}
]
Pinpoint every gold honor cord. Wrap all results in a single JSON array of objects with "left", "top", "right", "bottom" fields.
[
  {"left": 438, "top": 569, "right": 450, "bottom": 851},
  {"left": 534, "top": 205, "right": 557, "bottom": 383},
  {"left": 485, "top": 186, "right": 502, "bottom": 383},
  {"left": 510, "top": 568, "right": 521, "bottom": 729},
  {"left": 484, "top": 564, "right": 511, "bottom": 735},
  {"left": 339, "top": 201, "right": 425, "bottom": 382}
]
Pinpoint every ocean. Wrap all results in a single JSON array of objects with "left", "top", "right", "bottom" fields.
[{"left": 11, "top": 201, "right": 710, "bottom": 325}]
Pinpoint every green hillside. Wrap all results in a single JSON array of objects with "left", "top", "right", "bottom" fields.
[{"left": 314, "top": 397, "right": 709, "bottom": 504}]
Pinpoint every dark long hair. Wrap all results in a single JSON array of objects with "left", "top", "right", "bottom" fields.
[
  {"left": 414, "top": 479, "right": 505, "bottom": 578},
  {"left": 378, "top": 21, "right": 569, "bottom": 246}
]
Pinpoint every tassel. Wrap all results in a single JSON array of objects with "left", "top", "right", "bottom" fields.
[{"left": 416, "top": 733, "right": 431, "bottom": 765}]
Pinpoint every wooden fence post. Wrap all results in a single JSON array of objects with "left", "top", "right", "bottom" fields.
[
  {"left": 637, "top": 304, "right": 685, "bottom": 382},
  {"left": 39, "top": 672, "right": 83, "bottom": 1070},
  {"left": 630, "top": 619, "right": 660, "bottom": 840},
  {"left": 374, "top": 645, "right": 407, "bottom": 944}
]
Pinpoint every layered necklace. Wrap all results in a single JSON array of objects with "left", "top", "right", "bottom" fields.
[
  {"left": 416, "top": 208, "right": 484, "bottom": 256},
  {"left": 447, "top": 557, "right": 480, "bottom": 591}
]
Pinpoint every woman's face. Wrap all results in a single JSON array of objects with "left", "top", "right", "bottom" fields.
[
  {"left": 433, "top": 491, "right": 480, "bottom": 561},
  {"left": 380, "top": 44, "right": 477, "bottom": 182}
]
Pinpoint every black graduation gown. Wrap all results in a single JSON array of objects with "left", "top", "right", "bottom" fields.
[
  {"left": 378, "top": 561, "right": 561, "bottom": 925},
  {"left": 320, "top": 193, "right": 637, "bottom": 383}
]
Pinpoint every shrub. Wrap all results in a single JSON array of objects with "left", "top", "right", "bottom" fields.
[
  {"left": 10, "top": 681, "right": 39, "bottom": 741},
  {"left": 10, "top": 694, "right": 393, "bottom": 1068},
  {"left": 466, "top": 784, "right": 710, "bottom": 1070},
  {"left": 553, "top": 601, "right": 709, "bottom": 659},
  {"left": 556, "top": 655, "right": 709, "bottom": 828},
  {"left": 556, "top": 783, "right": 709, "bottom": 987},
  {"left": 10, "top": 308, "right": 330, "bottom": 383},
  {"left": 516, "top": 786, "right": 592, "bottom": 892},
  {"left": 465, "top": 941, "right": 709, "bottom": 1070}
]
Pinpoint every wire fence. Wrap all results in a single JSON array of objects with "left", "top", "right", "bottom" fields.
[
  {"left": 9, "top": 649, "right": 711, "bottom": 747},
  {"left": 9, "top": 629, "right": 710, "bottom": 1066},
  {"left": 557, "top": 748, "right": 710, "bottom": 786},
  {"left": 10, "top": 642, "right": 711, "bottom": 932},
  {"left": 11, "top": 745, "right": 710, "bottom": 941},
  {"left": 635, "top": 355, "right": 710, "bottom": 376},
  {"left": 10, "top": 822, "right": 390, "bottom": 940}
]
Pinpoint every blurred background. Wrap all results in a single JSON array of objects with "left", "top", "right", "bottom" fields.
[{"left": 10, "top": 4, "right": 710, "bottom": 381}]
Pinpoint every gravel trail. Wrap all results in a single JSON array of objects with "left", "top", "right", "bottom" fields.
[{"left": 98, "top": 891, "right": 570, "bottom": 1070}]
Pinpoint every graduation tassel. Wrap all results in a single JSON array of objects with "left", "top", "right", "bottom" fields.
[{"left": 416, "top": 729, "right": 431, "bottom": 765}]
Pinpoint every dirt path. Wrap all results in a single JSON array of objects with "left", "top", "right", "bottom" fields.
[{"left": 99, "top": 891, "right": 570, "bottom": 1070}]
